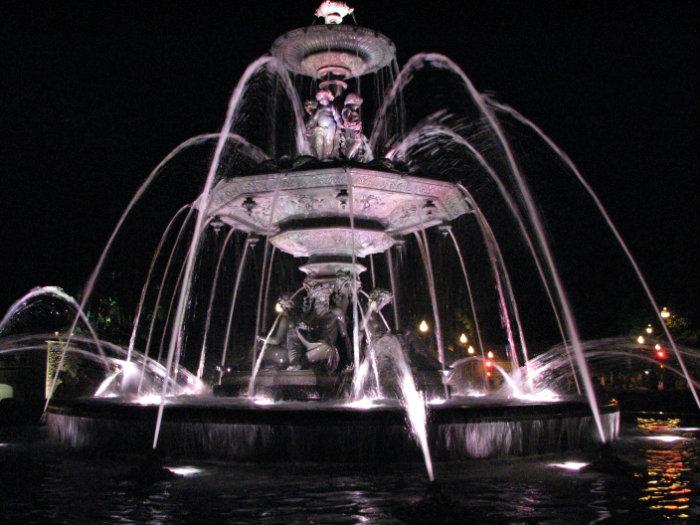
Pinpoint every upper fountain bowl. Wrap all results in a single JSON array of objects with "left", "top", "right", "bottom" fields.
[{"left": 271, "top": 25, "right": 396, "bottom": 79}]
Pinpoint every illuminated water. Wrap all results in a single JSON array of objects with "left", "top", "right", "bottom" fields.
[{"left": 2, "top": 416, "right": 698, "bottom": 523}]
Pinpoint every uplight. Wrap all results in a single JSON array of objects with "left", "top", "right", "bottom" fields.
[
  {"left": 549, "top": 461, "right": 589, "bottom": 471},
  {"left": 165, "top": 466, "right": 203, "bottom": 477},
  {"left": 645, "top": 435, "right": 688, "bottom": 443}
]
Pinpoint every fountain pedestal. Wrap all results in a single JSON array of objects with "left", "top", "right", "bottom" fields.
[{"left": 215, "top": 369, "right": 339, "bottom": 400}]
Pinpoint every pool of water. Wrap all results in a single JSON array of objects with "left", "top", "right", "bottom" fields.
[{"left": 1, "top": 414, "right": 699, "bottom": 524}]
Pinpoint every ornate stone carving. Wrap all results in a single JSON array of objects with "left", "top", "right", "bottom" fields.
[{"left": 205, "top": 166, "right": 472, "bottom": 255}]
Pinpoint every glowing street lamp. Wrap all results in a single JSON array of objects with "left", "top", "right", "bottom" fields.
[
  {"left": 660, "top": 307, "right": 671, "bottom": 319},
  {"left": 459, "top": 333, "right": 468, "bottom": 345},
  {"left": 645, "top": 324, "right": 653, "bottom": 335},
  {"left": 636, "top": 335, "right": 645, "bottom": 345},
  {"left": 487, "top": 350, "right": 494, "bottom": 359},
  {"left": 274, "top": 302, "right": 284, "bottom": 314},
  {"left": 418, "top": 320, "right": 429, "bottom": 333},
  {"left": 654, "top": 343, "right": 662, "bottom": 351},
  {"left": 467, "top": 345, "right": 475, "bottom": 355}
]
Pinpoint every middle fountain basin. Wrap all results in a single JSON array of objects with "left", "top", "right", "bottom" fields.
[{"left": 205, "top": 166, "right": 472, "bottom": 258}]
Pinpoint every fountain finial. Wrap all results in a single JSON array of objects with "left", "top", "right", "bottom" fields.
[{"left": 315, "top": 1, "right": 354, "bottom": 24}]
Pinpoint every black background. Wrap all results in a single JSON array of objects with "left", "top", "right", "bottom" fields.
[{"left": 1, "top": 0, "right": 698, "bottom": 330}]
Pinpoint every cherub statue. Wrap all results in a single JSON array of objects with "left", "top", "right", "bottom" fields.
[
  {"left": 340, "top": 93, "right": 373, "bottom": 162},
  {"left": 306, "top": 89, "right": 342, "bottom": 160}
]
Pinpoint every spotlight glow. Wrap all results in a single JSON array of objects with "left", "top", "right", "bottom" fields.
[
  {"left": 135, "top": 394, "right": 164, "bottom": 405},
  {"left": 164, "top": 466, "right": 203, "bottom": 477},
  {"left": 645, "top": 435, "right": 689, "bottom": 443},
  {"left": 549, "top": 461, "right": 589, "bottom": 471},
  {"left": 346, "top": 397, "right": 377, "bottom": 409},
  {"left": 515, "top": 389, "right": 560, "bottom": 403}
]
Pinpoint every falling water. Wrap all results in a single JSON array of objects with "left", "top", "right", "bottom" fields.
[
  {"left": 196, "top": 226, "right": 237, "bottom": 381},
  {"left": 219, "top": 235, "right": 253, "bottom": 383},
  {"left": 137, "top": 207, "right": 197, "bottom": 391},
  {"left": 377, "top": 52, "right": 606, "bottom": 441},
  {"left": 154, "top": 56, "right": 290, "bottom": 449},
  {"left": 488, "top": 99, "right": 700, "bottom": 411},
  {"left": 247, "top": 286, "right": 305, "bottom": 396},
  {"left": 413, "top": 232, "right": 449, "bottom": 397},
  {"left": 386, "top": 248, "right": 400, "bottom": 331},
  {"left": 444, "top": 226, "right": 487, "bottom": 373},
  {"left": 347, "top": 168, "right": 362, "bottom": 371},
  {"left": 247, "top": 314, "right": 283, "bottom": 398},
  {"left": 127, "top": 204, "right": 191, "bottom": 363}
]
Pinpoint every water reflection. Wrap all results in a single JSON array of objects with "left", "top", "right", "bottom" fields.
[{"left": 637, "top": 417, "right": 696, "bottom": 521}]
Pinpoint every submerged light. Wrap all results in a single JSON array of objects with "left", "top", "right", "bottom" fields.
[
  {"left": 549, "top": 461, "right": 589, "bottom": 471},
  {"left": 645, "top": 435, "right": 688, "bottom": 443},
  {"left": 164, "top": 466, "right": 203, "bottom": 477}
]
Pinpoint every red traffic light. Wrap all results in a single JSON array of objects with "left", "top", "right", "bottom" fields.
[
  {"left": 485, "top": 359, "right": 494, "bottom": 368},
  {"left": 656, "top": 349, "right": 667, "bottom": 359}
]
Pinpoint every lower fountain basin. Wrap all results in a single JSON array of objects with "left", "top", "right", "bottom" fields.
[{"left": 47, "top": 396, "right": 620, "bottom": 460}]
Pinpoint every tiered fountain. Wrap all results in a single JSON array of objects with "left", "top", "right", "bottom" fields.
[{"left": 5, "top": 2, "right": 643, "bottom": 475}]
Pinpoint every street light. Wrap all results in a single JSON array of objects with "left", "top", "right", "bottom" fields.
[
  {"left": 418, "top": 320, "right": 429, "bottom": 333},
  {"left": 487, "top": 350, "right": 494, "bottom": 359},
  {"left": 274, "top": 302, "right": 284, "bottom": 314},
  {"left": 459, "top": 333, "right": 468, "bottom": 345},
  {"left": 467, "top": 345, "right": 475, "bottom": 355},
  {"left": 660, "top": 307, "right": 671, "bottom": 319},
  {"left": 645, "top": 324, "right": 653, "bottom": 335}
]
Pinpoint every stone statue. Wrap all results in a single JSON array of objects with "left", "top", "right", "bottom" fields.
[
  {"left": 292, "top": 275, "right": 355, "bottom": 372},
  {"left": 315, "top": 1, "right": 354, "bottom": 25},
  {"left": 362, "top": 288, "right": 393, "bottom": 341},
  {"left": 306, "top": 89, "right": 342, "bottom": 160},
  {"left": 256, "top": 294, "right": 297, "bottom": 370},
  {"left": 340, "top": 93, "right": 373, "bottom": 162}
]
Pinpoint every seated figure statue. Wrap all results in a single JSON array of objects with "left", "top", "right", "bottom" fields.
[
  {"left": 256, "top": 293, "right": 299, "bottom": 370},
  {"left": 340, "top": 93, "right": 373, "bottom": 162},
  {"left": 291, "top": 277, "right": 354, "bottom": 373},
  {"left": 306, "top": 89, "right": 341, "bottom": 160}
]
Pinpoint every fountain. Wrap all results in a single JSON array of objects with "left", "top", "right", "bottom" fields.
[{"left": 8, "top": 2, "right": 667, "bottom": 476}]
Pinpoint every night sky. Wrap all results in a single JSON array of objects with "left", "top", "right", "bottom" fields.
[{"left": 1, "top": 1, "right": 698, "bottom": 331}]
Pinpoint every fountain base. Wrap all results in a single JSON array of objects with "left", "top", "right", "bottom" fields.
[{"left": 47, "top": 396, "right": 620, "bottom": 460}]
